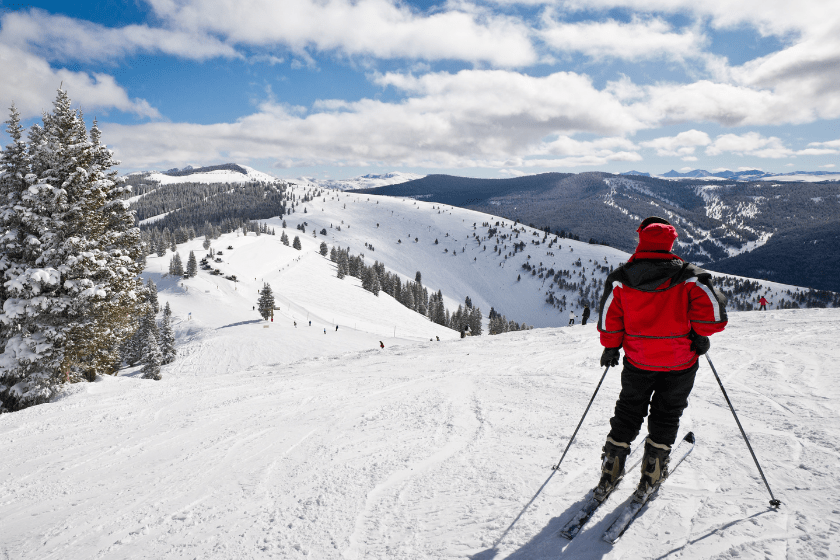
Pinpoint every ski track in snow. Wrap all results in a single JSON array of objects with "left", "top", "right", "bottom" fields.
[{"left": 1, "top": 221, "right": 838, "bottom": 558}]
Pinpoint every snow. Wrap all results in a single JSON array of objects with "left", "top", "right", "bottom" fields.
[
  {"left": 145, "top": 165, "right": 279, "bottom": 185},
  {"left": 2, "top": 188, "right": 836, "bottom": 559},
  {"left": 2, "top": 287, "right": 838, "bottom": 558},
  {"left": 297, "top": 171, "right": 424, "bottom": 191}
]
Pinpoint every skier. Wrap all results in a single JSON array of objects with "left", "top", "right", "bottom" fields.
[
  {"left": 309, "top": 320, "right": 311, "bottom": 326},
  {"left": 335, "top": 325, "right": 339, "bottom": 331},
  {"left": 582, "top": 305, "right": 591, "bottom": 326},
  {"left": 460, "top": 326, "right": 466, "bottom": 338},
  {"left": 294, "top": 321, "right": 297, "bottom": 328},
  {"left": 759, "top": 295, "right": 769, "bottom": 311},
  {"left": 379, "top": 341, "right": 385, "bottom": 349},
  {"left": 569, "top": 310, "right": 576, "bottom": 325},
  {"left": 595, "top": 217, "right": 728, "bottom": 503},
  {"left": 324, "top": 328, "right": 326, "bottom": 334}
]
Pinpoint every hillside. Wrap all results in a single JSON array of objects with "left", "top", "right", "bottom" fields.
[
  {"left": 298, "top": 171, "right": 424, "bottom": 191},
  {"left": 354, "top": 173, "right": 840, "bottom": 291},
  {"left": 1, "top": 249, "right": 837, "bottom": 559}
]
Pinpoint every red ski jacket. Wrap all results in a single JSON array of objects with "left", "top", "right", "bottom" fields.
[{"left": 597, "top": 252, "right": 728, "bottom": 371}]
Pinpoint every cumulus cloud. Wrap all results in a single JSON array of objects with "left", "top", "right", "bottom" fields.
[
  {"left": 641, "top": 129, "right": 711, "bottom": 158},
  {"left": 0, "top": 9, "right": 238, "bottom": 63},
  {"left": 539, "top": 16, "right": 705, "bottom": 61},
  {"left": 705, "top": 132, "right": 792, "bottom": 158},
  {"left": 0, "top": 43, "right": 160, "bottom": 119},
  {"left": 143, "top": 0, "right": 536, "bottom": 67},
  {"left": 100, "top": 69, "right": 649, "bottom": 170}
]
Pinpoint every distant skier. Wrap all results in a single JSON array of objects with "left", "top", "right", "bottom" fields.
[
  {"left": 759, "top": 296, "right": 769, "bottom": 311},
  {"left": 436, "top": 336, "right": 440, "bottom": 341},
  {"left": 379, "top": 341, "right": 385, "bottom": 349},
  {"left": 582, "top": 305, "right": 591, "bottom": 326},
  {"left": 335, "top": 325, "right": 339, "bottom": 331},
  {"left": 460, "top": 327, "right": 466, "bottom": 338},
  {"left": 294, "top": 321, "right": 297, "bottom": 328},
  {"left": 595, "top": 216, "right": 728, "bottom": 503},
  {"left": 324, "top": 328, "right": 326, "bottom": 334},
  {"left": 569, "top": 311, "right": 576, "bottom": 325},
  {"left": 309, "top": 320, "right": 311, "bottom": 326}
]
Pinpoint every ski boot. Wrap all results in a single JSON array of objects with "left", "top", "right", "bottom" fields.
[
  {"left": 632, "top": 437, "right": 671, "bottom": 503},
  {"left": 594, "top": 438, "right": 630, "bottom": 501}
]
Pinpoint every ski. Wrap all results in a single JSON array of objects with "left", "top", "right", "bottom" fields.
[
  {"left": 558, "top": 445, "right": 644, "bottom": 540},
  {"left": 602, "top": 432, "right": 696, "bottom": 544}
]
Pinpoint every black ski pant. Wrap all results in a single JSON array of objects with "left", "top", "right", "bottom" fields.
[{"left": 607, "top": 358, "right": 698, "bottom": 447}]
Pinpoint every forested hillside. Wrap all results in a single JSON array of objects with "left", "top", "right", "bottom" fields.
[{"left": 355, "top": 173, "right": 840, "bottom": 291}]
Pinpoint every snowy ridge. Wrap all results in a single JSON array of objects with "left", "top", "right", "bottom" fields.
[
  {"left": 298, "top": 171, "right": 424, "bottom": 191},
  {"left": 143, "top": 164, "right": 280, "bottom": 185}
]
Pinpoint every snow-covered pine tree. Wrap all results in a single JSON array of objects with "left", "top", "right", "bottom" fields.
[
  {"left": 147, "top": 278, "right": 159, "bottom": 312},
  {"left": 141, "top": 329, "right": 162, "bottom": 380},
  {"left": 159, "top": 302, "right": 176, "bottom": 365},
  {"left": 320, "top": 242, "right": 328, "bottom": 256},
  {"left": 292, "top": 236, "right": 302, "bottom": 250},
  {"left": 171, "top": 253, "right": 184, "bottom": 276},
  {"left": 1, "top": 89, "right": 146, "bottom": 410},
  {"left": 257, "top": 283, "right": 275, "bottom": 320},
  {"left": 468, "top": 306, "right": 483, "bottom": 336},
  {"left": 280, "top": 231, "right": 289, "bottom": 246},
  {"left": 185, "top": 251, "right": 197, "bottom": 278}
]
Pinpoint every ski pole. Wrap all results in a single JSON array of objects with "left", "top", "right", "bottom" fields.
[
  {"left": 552, "top": 365, "right": 610, "bottom": 470},
  {"left": 706, "top": 354, "right": 782, "bottom": 508}
]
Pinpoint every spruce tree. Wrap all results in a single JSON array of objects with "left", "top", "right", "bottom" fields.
[
  {"left": 170, "top": 252, "right": 184, "bottom": 276},
  {"left": 159, "top": 302, "right": 176, "bottom": 365},
  {"left": 319, "top": 242, "right": 328, "bottom": 256},
  {"left": 0, "top": 90, "right": 145, "bottom": 410},
  {"left": 147, "top": 278, "right": 159, "bottom": 312},
  {"left": 141, "top": 329, "right": 162, "bottom": 380},
  {"left": 468, "top": 306, "right": 483, "bottom": 336},
  {"left": 258, "top": 283, "right": 275, "bottom": 320},
  {"left": 185, "top": 251, "right": 198, "bottom": 278},
  {"left": 292, "top": 236, "right": 302, "bottom": 250}
]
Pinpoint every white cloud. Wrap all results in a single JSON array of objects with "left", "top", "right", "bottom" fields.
[
  {"left": 0, "top": 43, "right": 160, "bottom": 120},
  {"left": 807, "top": 139, "right": 840, "bottom": 149},
  {"left": 705, "top": 132, "right": 792, "bottom": 158},
  {"left": 0, "top": 9, "right": 238, "bottom": 63},
  {"left": 641, "top": 129, "right": 710, "bottom": 157},
  {"left": 144, "top": 0, "right": 537, "bottom": 67},
  {"left": 539, "top": 16, "right": 705, "bottom": 61},
  {"left": 99, "top": 69, "right": 648, "bottom": 170},
  {"left": 819, "top": 163, "right": 836, "bottom": 168}
]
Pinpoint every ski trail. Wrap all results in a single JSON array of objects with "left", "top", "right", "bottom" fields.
[{"left": 342, "top": 376, "right": 481, "bottom": 560}]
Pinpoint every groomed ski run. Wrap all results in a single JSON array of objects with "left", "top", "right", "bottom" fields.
[{"left": 0, "top": 229, "right": 837, "bottom": 560}]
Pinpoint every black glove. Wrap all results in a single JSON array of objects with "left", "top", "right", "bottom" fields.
[
  {"left": 688, "top": 331, "right": 710, "bottom": 355},
  {"left": 600, "top": 347, "right": 620, "bottom": 367}
]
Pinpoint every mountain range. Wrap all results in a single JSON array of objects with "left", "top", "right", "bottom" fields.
[{"left": 352, "top": 172, "right": 840, "bottom": 292}]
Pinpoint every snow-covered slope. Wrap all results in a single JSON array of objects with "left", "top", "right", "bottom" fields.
[
  {"left": 145, "top": 164, "right": 279, "bottom": 185},
  {"left": 275, "top": 186, "right": 808, "bottom": 327},
  {"left": 298, "top": 171, "right": 424, "bottom": 191},
  {"left": 1, "top": 269, "right": 837, "bottom": 560}
]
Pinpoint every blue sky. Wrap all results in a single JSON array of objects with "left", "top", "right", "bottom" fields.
[{"left": 2, "top": 0, "right": 839, "bottom": 180}]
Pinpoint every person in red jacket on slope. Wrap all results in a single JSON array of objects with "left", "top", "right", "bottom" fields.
[{"left": 594, "top": 217, "right": 728, "bottom": 503}]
